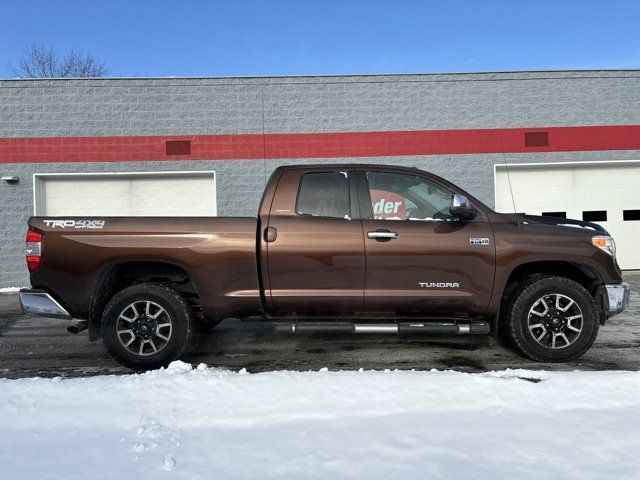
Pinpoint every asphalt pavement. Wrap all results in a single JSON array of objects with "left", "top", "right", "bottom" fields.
[{"left": 1, "top": 273, "right": 639, "bottom": 378}]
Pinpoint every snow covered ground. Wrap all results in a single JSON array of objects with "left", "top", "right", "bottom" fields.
[{"left": 1, "top": 363, "right": 639, "bottom": 480}]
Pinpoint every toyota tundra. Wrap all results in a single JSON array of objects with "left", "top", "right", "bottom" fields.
[{"left": 19, "top": 165, "right": 630, "bottom": 368}]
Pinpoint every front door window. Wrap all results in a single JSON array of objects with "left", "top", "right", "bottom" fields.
[{"left": 367, "top": 171, "right": 454, "bottom": 221}]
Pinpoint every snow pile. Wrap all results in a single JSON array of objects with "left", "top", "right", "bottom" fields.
[
  {"left": 0, "top": 287, "right": 21, "bottom": 293},
  {"left": 1, "top": 363, "right": 639, "bottom": 479}
]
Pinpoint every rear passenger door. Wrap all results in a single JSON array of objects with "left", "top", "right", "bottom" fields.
[{"left": 265, "top": 168, "right": 365, "bottom": 317}]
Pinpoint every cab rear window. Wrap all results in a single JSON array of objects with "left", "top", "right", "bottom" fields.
[{"left": 296, "top": 172, "right": 350, "bottom": 219}]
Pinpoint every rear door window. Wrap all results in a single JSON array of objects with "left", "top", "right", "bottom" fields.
[{"left": 296, "top": 172, "right": 351, "bottom": 219}]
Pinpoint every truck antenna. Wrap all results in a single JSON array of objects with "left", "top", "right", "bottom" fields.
[{"left": 498, "top": 135, "right": 518, "bottom": 225}]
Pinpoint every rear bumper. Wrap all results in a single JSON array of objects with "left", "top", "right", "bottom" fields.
[
  {"left": 19, "top": 289, "right": 72, "bottom": 320},
  {"left": 606, "top": 283, "right": 630, "bottom": 317}
]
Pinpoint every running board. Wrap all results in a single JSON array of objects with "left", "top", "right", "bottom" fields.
[{"left": 275, "top": 322, "right": 490, "bottom": 335}]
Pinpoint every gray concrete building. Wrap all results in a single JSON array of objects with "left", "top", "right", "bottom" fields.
[{"left": 2, "top": 70, "right": 640, "bottom": 286}]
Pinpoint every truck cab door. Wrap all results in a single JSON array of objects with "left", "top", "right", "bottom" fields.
[
  {"left": 263, "top": 168, "right": 365, "bottom": 317},
  {"left": 357, "top": 169, "right": 495, "bottom": 319}
]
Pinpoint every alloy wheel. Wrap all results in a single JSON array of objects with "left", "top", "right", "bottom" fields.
[
  {"left": 116, "top": 300, "right": 173, "bottom": 356},
  {"left": 527, "top": 293, "right": 583, "bottom": 349}
]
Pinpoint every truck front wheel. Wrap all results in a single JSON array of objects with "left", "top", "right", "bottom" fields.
[
  {"left": 505, "top": 276, "right": 599, "bottom": 362},
  {"left": 102, "top": 284, "right": 193, "bottom": 370}
]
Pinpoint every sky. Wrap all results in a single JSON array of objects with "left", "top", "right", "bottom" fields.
[{"left": 1, "top": 0, "right": 639, "bottom": 78}]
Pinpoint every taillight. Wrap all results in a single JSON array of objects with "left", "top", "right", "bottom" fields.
[{"left": 26, "top": 229, "right": 42, "bottom": 272}]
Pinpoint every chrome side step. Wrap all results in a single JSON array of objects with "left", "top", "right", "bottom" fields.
[
  {"left": 398, "top": 323, "right": 490, "bottom": 334},
  {"left": 276, "top": 322, "right": 490, "bottom": 335},
  {"left": 354, "top": 324, "right": 399, "bottom": 333}
]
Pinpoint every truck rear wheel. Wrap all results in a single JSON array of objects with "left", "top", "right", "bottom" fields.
[
  {"left": 102, "top": 284, "right": 193, "bottom": 370},
  {"left": 505, "top": 276, "right": 599, "bottom": 362}
]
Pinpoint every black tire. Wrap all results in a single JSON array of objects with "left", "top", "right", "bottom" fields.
[
  {"left": 102, "top": 283, "right": 193, "bottom": 370},
  {"left": 505, "top": 276, "right": 599, "bottom": 362}
]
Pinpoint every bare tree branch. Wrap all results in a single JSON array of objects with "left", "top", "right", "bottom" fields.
[{"left": 9, "top": 43, "right": 109, "bottom": 78}]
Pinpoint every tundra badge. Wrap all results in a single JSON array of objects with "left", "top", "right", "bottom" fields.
[{"left": 419, "top": 282, "right": 460, "bottom": 288}]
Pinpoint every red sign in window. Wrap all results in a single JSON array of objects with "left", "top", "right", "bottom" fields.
[{"left": 371, "top": 190, "right": 406, "bottom": 220}]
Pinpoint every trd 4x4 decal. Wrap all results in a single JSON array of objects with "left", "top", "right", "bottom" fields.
[{"left": 43, "top": 220, "right": 105, "bottom": 229}]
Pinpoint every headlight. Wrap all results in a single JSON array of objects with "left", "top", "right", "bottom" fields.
[{"left": 592, "top": 235, "right": 616, "bottom": 257}]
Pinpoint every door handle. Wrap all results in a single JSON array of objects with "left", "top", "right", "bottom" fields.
[
  {"left": 264, "top": 227, "right": 278, "bottom": 243},
  {"left": 367, "top": 230, "right": 399, "bottom": 240}
]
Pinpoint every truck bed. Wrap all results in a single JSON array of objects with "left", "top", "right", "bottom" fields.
[{"left": 28, "top": 216, "right": 262, "bottom": 322}]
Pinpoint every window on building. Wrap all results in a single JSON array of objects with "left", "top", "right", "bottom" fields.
[
  {"left": 582, "top": 211, "right": 607, "bottom": 222},
  {"left": 296, "top": 172, "right": 350, "bottom": 219},
  {"left": 623, "top": 210, "right": 640, "bottom": 221},
  {"left": 524, "top": 132, "right": 549, "bottom": 147},
  {"left": 542, "top": 211, "right": 567, "bottom": 219},
  {"left": 165, "top": 140, "right": 191, "bottom": 155},
  {"left": 366, "top": 171, "right": 454, "bottom": 221},
  {"left": 542, "top": 212, "right": 567, "bottom": 218}
]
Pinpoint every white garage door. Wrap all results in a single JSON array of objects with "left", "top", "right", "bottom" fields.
[
  {"left": 34, "top": 171, "right": 217, "bottom": 217},
  {"left": 495, "top": 162, "right": 640, "bottom": 270}
]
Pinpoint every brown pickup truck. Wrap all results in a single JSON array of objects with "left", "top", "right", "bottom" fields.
[{"left": 20, "top": 164, "right": 629, "bottom": 368}]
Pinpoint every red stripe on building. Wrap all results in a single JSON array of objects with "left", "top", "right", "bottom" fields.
[{"left": 1, "top": 125, "right": 640, "bottom": 164}]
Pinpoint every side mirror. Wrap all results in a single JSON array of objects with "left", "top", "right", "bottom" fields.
[{"left": 450, "top": 194, "right": 476, "bottom": 220}]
